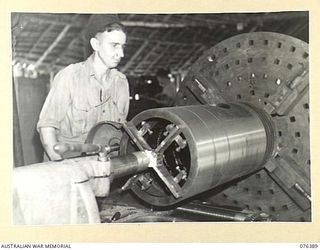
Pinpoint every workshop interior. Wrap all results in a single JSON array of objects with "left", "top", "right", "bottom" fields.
[{"left": 11, "top": 12, "right": 310, "bottom": 224}]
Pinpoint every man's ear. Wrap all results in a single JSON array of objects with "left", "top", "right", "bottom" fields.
[{"left": 90, "top": 37, "right": 99, "bottom": 51}]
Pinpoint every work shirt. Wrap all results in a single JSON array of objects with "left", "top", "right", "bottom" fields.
[{"left": 37, "top": 55, "right": 129, "bottom": 144}]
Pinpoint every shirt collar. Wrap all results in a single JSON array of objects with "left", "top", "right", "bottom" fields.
[
  {"left": 84, "top": 54, "right": 96, "bottom": 77},
  {"left": 84, "top": 53, "right": 115, "bottom": 78}
]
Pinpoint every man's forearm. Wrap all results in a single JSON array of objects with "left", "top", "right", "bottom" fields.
[{"left": 39, "top": 127, "right": 62, "bottom": 161}]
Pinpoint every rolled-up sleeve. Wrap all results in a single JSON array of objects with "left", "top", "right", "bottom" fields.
[{"left": 37, "top": 66, "right": 73, "bottom": 132}]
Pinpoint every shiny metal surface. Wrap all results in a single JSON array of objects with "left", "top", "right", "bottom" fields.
[
  {"left": 173, "top": 203, "right": 274, "bottom": 222},
  {"left": 53, "top": 143, "right": 102, "bottom": 155},
  {"left": 120, "top": 103, "right": 275, "bottom": 206},
  {"left": 176, "top": 32, "right": 310, "bottom": 221},
  {"left": 111, "top": 151, "right": 151, "bottom": 179}
]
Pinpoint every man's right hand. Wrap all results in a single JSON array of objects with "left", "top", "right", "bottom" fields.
[{"left": 39, "top": 127, "right": 63, "bottom": 161}]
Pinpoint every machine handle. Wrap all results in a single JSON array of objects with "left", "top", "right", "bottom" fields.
[{"left": 53, "top": 143, "right": 102, "bottom": 155}]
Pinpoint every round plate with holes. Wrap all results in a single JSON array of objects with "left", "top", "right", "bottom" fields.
[
  {"left": 179, "top": 32, "right": 310, "bottom": 221},
  {"left": 85, "top": 121, "right": 123, "bottom": 157}
]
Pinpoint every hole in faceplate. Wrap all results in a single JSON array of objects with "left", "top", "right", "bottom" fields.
[
  {"left": 290, "top": 46, "right": 296, "bottom": 52},
  {"left": 303, "top": 52, "right": 309, "bottom": 59},
  {"left": 278, "top": 131, "right": 282, "bottom": 137},
  {"left": 274, "top": 59, "right": 280, "bottom": 65},
  {"left": 290, "top": 116, "right": 296, "bottom": 122},
  {"left": 235, "top": 59, "right": 240, "bottom": 65},
  {"left": 295, "top": 132, "right": 301, "bottom": 138},
  {"left": 207, "top": 55, "right": 215, "bottom": 62},
  {"left": 287, "top": 63, "right": 293, "bottom": 70},
  {"left": 264, "top": 40, "right": 269, "bottom": 45},
  {"left": 277, "top": 42, "right": 282, "bottom": 48},
  {"left": 292, "top": 148, "right": 298, "bottom": 154},
  {"left": 248, "top": 57, "right": 253, "bottom": 63},
  {"left": 303, "top": 103, "right": 309, "bottom": 109},
  {"left": 217, "top": 103, "right": 231, "bottom": 109},
  {"left": 249, "top": 40, "right": 254, "bottom": 46}
]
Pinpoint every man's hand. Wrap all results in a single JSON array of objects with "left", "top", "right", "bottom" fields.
[{"left": 39, "top": 127, "right": 62, "bottom": 161}]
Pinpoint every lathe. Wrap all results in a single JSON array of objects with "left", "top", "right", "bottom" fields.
[{"left": 13, "top": 32, "right": 310, "bottom": 224}]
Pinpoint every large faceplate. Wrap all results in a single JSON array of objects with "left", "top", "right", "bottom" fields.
[{"left": 177, "top": 32, "right": 310, "bottom": 221}]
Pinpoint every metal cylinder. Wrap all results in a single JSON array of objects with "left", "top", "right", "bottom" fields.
[
  {"left": 111, "top": 151, "right": 151, "bottom": 179},
  {"left": 173, "top": 203, "right": 273, "bottom": 221},
  {"left": 120, "top": 103, "right": 275, "bottom": 206}
]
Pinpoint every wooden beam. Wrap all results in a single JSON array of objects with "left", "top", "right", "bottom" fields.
[
  {"left": 122, "top": 21, "right": 185, "bottom": 28},
  {"left": 121, "top": 40, "right": 149, "bottom": 72},
  {"left": 145, "top": 43, "right": 171, "bottom": 72},
  {"left": 55, "top": 31, "right": 85, "bottom": 63},
  {"left": 129, "top": 36, "right": 203, "bottom": 46},
  {"left": 21, "top": 14, "right": 84, "bottom": 28},
  {"left": 121, "top": 29, "right": 158, "bottom": 72},
  {"left": 34, "top": 15, "right": 79, "bottom": 68},
  {"left": 179, "top": 45, "right": 206, "bottom": 71},
  {"left": 24, "top": 24, "right": 54, "bottom": 60},
  {"left": 34, "top": 26, "right": 70, "bottom": 68}
]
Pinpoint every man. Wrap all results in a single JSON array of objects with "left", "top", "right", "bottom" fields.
[{"left": 37, "top": 14, "right": 129, "bottom": 161}]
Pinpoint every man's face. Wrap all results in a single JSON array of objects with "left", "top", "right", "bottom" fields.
[{"left": 94, "top": 30, "right": 126, "bottom": 69}]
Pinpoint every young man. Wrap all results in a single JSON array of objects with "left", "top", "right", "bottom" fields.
[{"left": 37, "top": 15, "right": 129, "bottom": 161}]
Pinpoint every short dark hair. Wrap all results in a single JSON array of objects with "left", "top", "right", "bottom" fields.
[
  {"left": 85, "top": 14, "right": 126, "bottom": 40},
  {"left": 95, "top": 22, "right": 126, "bottom": 37}
]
